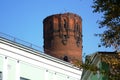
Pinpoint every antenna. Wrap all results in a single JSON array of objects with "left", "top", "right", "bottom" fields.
[{"left": 64, "top": 8, "right": 67, "bottom": 13}]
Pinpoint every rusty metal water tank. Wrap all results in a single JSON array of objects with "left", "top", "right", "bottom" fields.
[{"left": 43, "top": 13, "right": 82, "bottom": 62}]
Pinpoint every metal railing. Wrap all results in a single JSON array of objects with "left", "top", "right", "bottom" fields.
[{"left": 0, "top": 32, "right": 44, "bottom": 53}]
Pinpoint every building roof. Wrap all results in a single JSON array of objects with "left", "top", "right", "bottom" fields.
[{"left": 85, "top": 51, "right": 118, "bottom": 63}]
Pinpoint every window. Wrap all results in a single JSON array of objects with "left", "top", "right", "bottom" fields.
[
  {"left": 0, "top": 72, "right": 2, "bottom": 80},
  {"left": 62, "top": 35, "right": 67, "bottom": 45},
  {"left": 20, "top": 77, "right": 30, "bottom": 80},
  {"left": 63, "top": 56, "right": 69, "bottom": 62},
  {"left": 63, "top": 19, "right": 69, "bottom": 32},
  {"left": 75, "top": 23, "right": 80, "bottom": 33},
  {"left": 64, "top": 19, "right": 67, "bottom": 29}
]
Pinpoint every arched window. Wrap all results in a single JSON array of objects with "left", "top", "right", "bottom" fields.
[
  {"left": 64, "top": 19, "right": 67, "bottom": 29},
  {"left": 74, "top": 23, "right": 81, "bottom": 47},
  {"left": 75, "top": 23, "right": 80, "bottom": 33},
  {"left": 61, "top": 19, "right": 69, "bottom": 45}
]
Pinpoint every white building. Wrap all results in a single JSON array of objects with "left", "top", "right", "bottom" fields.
[{"left": 0, "top": 32, "right": 82, "bottom": 80}]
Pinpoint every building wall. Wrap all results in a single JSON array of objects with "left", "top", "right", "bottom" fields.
[
  {"left": 0, "top": 37, "right": 82, "bottom": 80},
  {"left": 81, "top": 52, "right": 116, "bottom": 80},
  {"left": 81, "top": 53, "right": 101, "bottom": 80},
  {"left": 43, "top": 13, "right": 82, "bottom": 62}
]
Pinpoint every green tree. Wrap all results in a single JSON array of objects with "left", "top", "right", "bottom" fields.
[{"left": 92, "top": 0, "right": 120, "bottom": 50}]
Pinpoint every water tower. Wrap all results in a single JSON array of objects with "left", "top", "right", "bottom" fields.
[{"left": 43, "top": 13, "right": 82, "bottom": 62}]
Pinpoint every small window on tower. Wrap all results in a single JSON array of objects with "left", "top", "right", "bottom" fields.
[
  {"left": 63, "top": 56, "right": 69, "bottom": 62},
  {"left": 64, "top": 19, "right": 67, "bottom": 29}
]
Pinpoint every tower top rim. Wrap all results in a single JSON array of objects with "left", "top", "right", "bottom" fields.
[{"left": 43, "top": 12, "right": 82, "bottom": 23}]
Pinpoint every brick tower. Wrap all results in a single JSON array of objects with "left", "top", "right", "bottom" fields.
[{"left": 43, "top": 13, "right": 82, "bottom": 62}]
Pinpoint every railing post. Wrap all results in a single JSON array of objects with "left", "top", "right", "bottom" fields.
[{"left": 14, "top": 38, "right": 16, "bottom": 42}]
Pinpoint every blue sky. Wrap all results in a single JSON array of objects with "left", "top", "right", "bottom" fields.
[{"left": 0, "top": 0, "right": 113, "bottom": 57}]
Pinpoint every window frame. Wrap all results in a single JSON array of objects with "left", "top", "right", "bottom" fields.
[
  {"left": 0, "top": 72, "right": 2, "bottom": 80},
  {"left": 20, "top": 77, "right": 30, "bottom": 80}
]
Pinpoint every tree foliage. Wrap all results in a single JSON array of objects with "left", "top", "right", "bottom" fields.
[
  {"left": 101, "top": 53, "right": 120, "bottom": 80},
  {"left": 74, "top": 53, "right": 120, "bottom": 80},
  {"left": 92, "top": 0, "right": 120, "bottom": 50}
]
